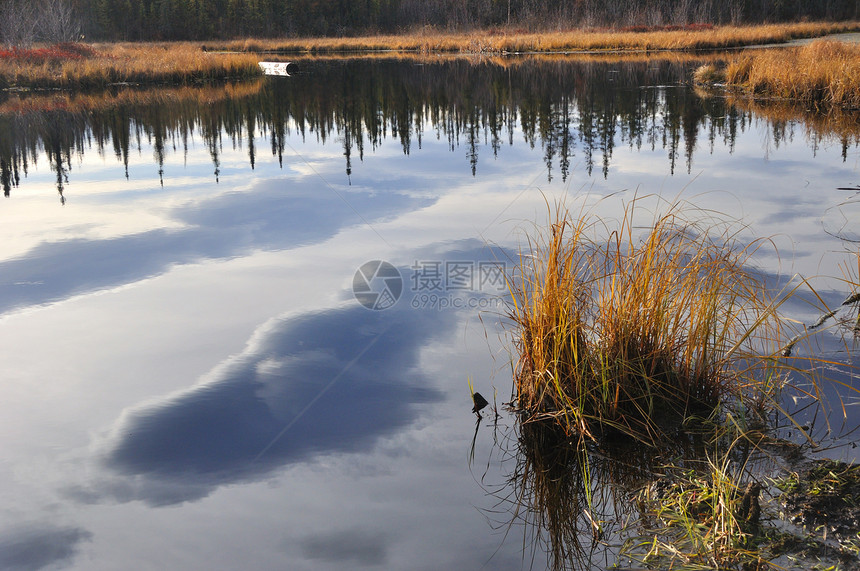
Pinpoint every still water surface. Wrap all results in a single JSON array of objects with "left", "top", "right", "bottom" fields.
[{"left": 0, "top": 56, "right": 858, "bottom": 569}]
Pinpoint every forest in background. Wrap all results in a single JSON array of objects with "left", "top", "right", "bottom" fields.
[{"left": 1, "top": 0, "right": 859, "bottom": 43}]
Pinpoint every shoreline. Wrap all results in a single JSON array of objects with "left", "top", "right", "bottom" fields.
[
  {"left": 2, "top": 22, "right": 860, "bottom": 101},
  {"left": 210, "top": 21, "right": 860, "bottom": 54}
]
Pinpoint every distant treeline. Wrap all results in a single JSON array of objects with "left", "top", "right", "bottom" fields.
[{"left": 1, "top": 0, "right": 859, "bottom": 42}]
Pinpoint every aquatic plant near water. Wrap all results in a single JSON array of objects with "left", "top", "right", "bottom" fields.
[
  {"left": 693, "top": 63, "right": 725, "bottom": 85},
  {"left": 725, "top": 40, "right": 860, "bottom": 110},
  {"left": 508, "top": 195, "right": 796, "bottom": 445}
]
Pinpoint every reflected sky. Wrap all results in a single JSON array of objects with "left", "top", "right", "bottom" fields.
[
  {"left": 0, "top": 177, "right": 430, "bottom": 316},
  {"left": 0, "top": 524, "right": 92, "bottom": 571},
  {"left": 76, "top": 297, "right": 458, "bottom": 505},
  {"left": 0, "top": 58, "right": 858, "bottom": 570}
]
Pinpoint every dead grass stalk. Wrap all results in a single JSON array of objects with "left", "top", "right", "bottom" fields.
[
  {"left": 509, "top": 195, "right": 793, "bottom": 444},
  {"left": 725, "top": 40, "right": 860, "bottom": 109}
]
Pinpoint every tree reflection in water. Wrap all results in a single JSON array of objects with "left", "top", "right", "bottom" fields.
[{"left": 2, "top": 56, "right": 858, "bottom": 201}]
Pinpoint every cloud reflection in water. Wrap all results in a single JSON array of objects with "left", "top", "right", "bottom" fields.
[
  {"left": 0, "top": 181, "right": 431, "bottom": 316},
  {"left": 80, "top": 297, "right": 458, "bottom": 506},
  {"left": 0, "top": 524, "right": 92, "bottom": 571}
]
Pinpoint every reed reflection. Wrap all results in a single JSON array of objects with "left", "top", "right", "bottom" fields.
[
  {"left": 3, "top": 57, "right": 859, "bottom": 200},
  {"left": 482, "top": 197, "right": 860, "bottom": 570},
  {"left": 486, "top": 417, "right": 726, "bottom": 571}
]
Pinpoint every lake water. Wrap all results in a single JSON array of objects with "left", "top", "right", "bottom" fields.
[{"left": 0, "top": 56, "right": 859, "bottom": 570}]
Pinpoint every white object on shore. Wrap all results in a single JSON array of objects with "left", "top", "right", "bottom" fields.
[{"left": 259, "top": 62, "right": 293, "bottom": 76}]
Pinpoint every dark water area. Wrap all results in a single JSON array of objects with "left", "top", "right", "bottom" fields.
[{"left": 0, "top": 56, "right": 858, "bottom": 569}]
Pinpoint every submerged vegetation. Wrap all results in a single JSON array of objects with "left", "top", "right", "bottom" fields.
[
  {"left": 493, "top": 411, "right": 860, "bottom": 570},
  {"left": 622, "top": 459, "right": 767, "bottom": 569}
]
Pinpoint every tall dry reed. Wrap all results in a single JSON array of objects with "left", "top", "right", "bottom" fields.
[
  {"left": 509, "top": 196, "right": 791, "bottom": 444},
  {"left": 725, "top": 40, "right": 860, "bottom": 109}
]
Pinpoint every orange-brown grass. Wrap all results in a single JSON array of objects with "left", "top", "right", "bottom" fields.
[
  {"left": 725, "top": 40, "right": 860, "bottom": 109},
  {"left": 283, "top": 50, "right": 727, "bottom": 69},
  {"left": 213, "top": 21, "right": 860, "bottom": 54},
  {"left": 0, "top": 80, "right": 265, "bottom": 115},
  {"left": 509, "top": 196, "right": 793, "bottom": 444},
  {"left": 692, "top": 62, "right": 725, "bottom": 85},
  {"left": 0, "top": 42, "right": 262, "bottom": 89}
]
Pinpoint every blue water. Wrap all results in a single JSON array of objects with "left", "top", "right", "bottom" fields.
[{"left": 0, "top": 57, "right": 858, "bottom": 569}]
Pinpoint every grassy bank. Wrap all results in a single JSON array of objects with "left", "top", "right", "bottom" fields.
[
  {"left": 0, "top": 43, "right": 262, "bottom": 90},
  {"left": 722, "top": 40, "right": 860, "bottom": 109},
  {"left": 2, "top": 22, "right": 858, "bottom": 89},
  {"left": 216, "top": 21, "right": 860, "bottom": 54}
]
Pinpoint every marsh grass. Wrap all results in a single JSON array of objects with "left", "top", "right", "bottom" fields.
[
  {"left": 0, "top": 80, "right": 265, "bottom": 114},
  {"left": 508, "top": 195, "right": 797, "bottom": 445},
  {"left": 693, "top": 63, "right": 725, "bottom": 85},
  {"left": 725, "top": 40, "right": 860, "bottom": 109},
  {"left": 0, "top": 42, "right": 262, "bottom": 89},
  {"left": 499, "top": 199, "right": 860, "bottom": 569},
  {"left": 621, "top": 460, "right": 767, "bottom": 570},
  {"left": 212, "top": 21, "right": 860, "bottom": 55},
  {"left": 274, "top": 50, "right": 727, "bottom": 70}
]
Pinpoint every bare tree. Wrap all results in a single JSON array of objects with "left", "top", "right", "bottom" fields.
[
  {"left": 38, "top": 0, "right": 82, "bottom": 43},
  {"left": 0, "top": 0, "right": 81, "bottom": 47},
  {"left": 0, "top": 0, "right": 39, "bottom": 47}
]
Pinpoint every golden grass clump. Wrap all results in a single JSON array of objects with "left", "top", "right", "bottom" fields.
[
  {"left": 509, "top": 196, "right": 787, "bottom": 444},
  {"left": 725, "top": 39, "right": 860, "bottom": 109},
  {"left": 692, "top": 63, "right": 725, "bottom": 85}
]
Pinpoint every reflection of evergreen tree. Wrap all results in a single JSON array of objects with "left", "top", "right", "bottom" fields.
[{"left": 1, "top": 59, "right": 859, "bottom": 200}]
